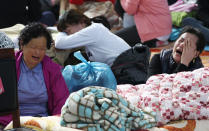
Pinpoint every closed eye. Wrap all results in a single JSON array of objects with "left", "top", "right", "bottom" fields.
[{"left": 179, "top": 38, "right": 184, "bottom": 43}]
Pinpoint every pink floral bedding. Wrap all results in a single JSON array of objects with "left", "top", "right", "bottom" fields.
[{"left": 117, "top": 67, "right": 209, "bottom": 125}]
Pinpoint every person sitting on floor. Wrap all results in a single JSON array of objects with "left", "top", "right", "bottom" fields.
[
  {"left": 148, "top": 26, "right": 206, "bottom": 77},
  {"left": 114, "top": 0, "right": 172, "bottom": 47},
  {"left": 55, "top": 9, "right": 131, "bottom": 66},
  {"left": 0, "top": 23, "right": 69, "bottom": 127}
]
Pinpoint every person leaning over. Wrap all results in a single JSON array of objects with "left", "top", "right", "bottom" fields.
[{"left": 55, "top": 9, "right": 131, "bottom": 66}]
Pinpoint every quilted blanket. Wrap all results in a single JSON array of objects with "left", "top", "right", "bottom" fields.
[
  {"left": 61, "top": 86, "right": 156, "bottom": 131},
  {"left": 117, "top": 67, "right": 209, "bottom": 125}
]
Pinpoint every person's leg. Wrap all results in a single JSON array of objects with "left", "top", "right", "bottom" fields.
[
  {"left": 156, "top": 35, "right": 170, "bottom": 41},
  {"left": 123, "top": 13, "right": 135, "bottom": 28},
  {"left": 39, "top": 11, "right": 56, "bottom": 26},
  {"left": 155, "top": 34, "right": 170, "bottom": 47},
  {"left": 115, "top": 25, "right": 157, "bottom": 47},
  {"left": 182, "top": 17, "right": 209, "bottom": 45},
  {"left": 115, "top": 25, "right": 141, "bottom": 47}
]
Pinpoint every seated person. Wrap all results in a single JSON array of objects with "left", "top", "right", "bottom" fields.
[
  {"left": 114, "top": 0, "right": 172, "bottom": 47},
  {"left": 55, "top": 9, "right": 131, "bottom": 66},
  {"left": 148, "top": 26, "right": 206, "bottom": 77},
  {"left": 0, "top": 23, "right": 69, "bottom": 127}
]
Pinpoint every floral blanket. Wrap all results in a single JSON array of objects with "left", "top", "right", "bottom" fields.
[
  {"left": 117, "top": 67, "right": 209, "bottom": 125},
  {"left": 61, "top": 86, "right": 156, "bottom": 131}
]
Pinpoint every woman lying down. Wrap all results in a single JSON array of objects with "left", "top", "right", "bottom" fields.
[{"left": 117, "top": 66, "right": 209, "bottom": 125}]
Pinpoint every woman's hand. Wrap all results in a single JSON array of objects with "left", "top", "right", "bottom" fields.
[{"left": 180, "top": 38, "right": 197, "bottom": 66}]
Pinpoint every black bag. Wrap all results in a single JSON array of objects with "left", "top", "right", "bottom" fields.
[
  {"left": 114, "top": 0, "right": 125, "bottom": 18},
  {"left": 111, "top": 43, "right": 150, "bottom": 85}
]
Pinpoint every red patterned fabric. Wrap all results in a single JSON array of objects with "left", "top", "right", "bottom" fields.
[{"left": 117, "top": 67, "right": 209, "bottom": 125}]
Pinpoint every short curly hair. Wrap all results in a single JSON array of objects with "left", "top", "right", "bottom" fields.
[{"left": 18, "top": 23, "right": 53, "bottom": 49}]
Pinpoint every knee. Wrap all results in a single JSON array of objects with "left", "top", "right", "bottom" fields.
[
  {"left": 181, "top": 17, "right": 203, "bottom": 27},
  {"left": 182, "top": 17, "right": 196, "bottom": 26},
  {"left": 39, "top": 11, "right": 56, "bottom": 26}
]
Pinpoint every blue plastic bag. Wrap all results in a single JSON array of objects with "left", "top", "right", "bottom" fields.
[
  {"left": 62, "top": 51, "right": 117, "bottom": 93},
  {"left": 169, "top": 27, "right": 182, "bottom": 41}
]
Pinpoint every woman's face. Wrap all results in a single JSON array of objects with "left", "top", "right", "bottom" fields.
[
  {"left": 21, "top": 36, "right": 47, "bottom": 69},
  {"left": 64, "top": 23, "right": 86, "bottom": 35},
  {"left": 172, "top": 32, "right": 198, "bottom": 63}
]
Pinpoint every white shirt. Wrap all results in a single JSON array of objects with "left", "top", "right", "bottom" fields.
[{"left": 55, "top": 23, "right": 131, "bottom": 66}]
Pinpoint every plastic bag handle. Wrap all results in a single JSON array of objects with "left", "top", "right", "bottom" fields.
[{"left": 74, "top": 51, "right": 89, "bottom": 65}]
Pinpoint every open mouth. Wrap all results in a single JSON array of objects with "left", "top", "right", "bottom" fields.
[
  {"left": 32, "top": 56, "right": 40, "bottom": 61},
  {"left": 176, "top": 50, "right": 182, "bottom": 55}
]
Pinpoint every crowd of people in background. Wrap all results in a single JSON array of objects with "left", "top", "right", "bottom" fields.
[{"left": 0, "top": 0, "right": 208, "bottom": 129}]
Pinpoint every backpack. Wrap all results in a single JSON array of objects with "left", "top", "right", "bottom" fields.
[{"left": 111, "top": 43, "right": 150, "bottom": 85}]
